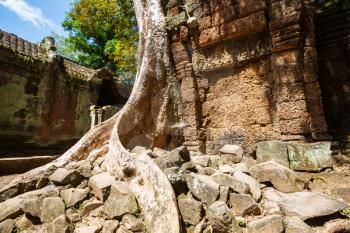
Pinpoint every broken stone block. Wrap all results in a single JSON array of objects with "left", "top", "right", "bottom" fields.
[
  {"left": 185, "top": 173, "right": 220, "bottom": 205},
  {"left": 249, "top": 161, "right": 304, "bottom": 193},
  {"left": 278, "top": 192, "right": 348, "bottom": 220},
  {"left": 21, "top": 198, "right": 42, "bottom": 218},
  {"left": 218, "top": 164, "right": 235, "bottom": 174},
  {"left": 47, "top": 215, "right": 69, "bottom": 233},
  {"left": 0, "top": 219, "right": 15, "bottom": 233},
  {"left": 76, "top": 161, "right": 93, "bottom": 178},
  {"left": 284, "top": 216, "right": 314, "bottom": 233},
  {"left": 164, "top": 167, "right": 188, "bottom": 195},
  {"left": 122, "top": 214, "right": 145, "bottom": 231},
  {"left": 88, "top": 172, "right": 116, "bottom": 201},
  {"left": 321, "top": 219, "right": 350, "bottom": 233},
  {"left": 232, "top": 163, "right": 249, "bottom": 173},
  {"left": 102, "top": 220, "right": 119, "bottom": 233},
  {"left": 229, "top": 193, "right": 261, "bottom": 216},
  {"left": 41, "top": 197, "right": 65, "bottom": 223},
  {"left": 220, "top": 144, "right": 244, "bottom": 156},
  {"left": 287, "top": 142, "right": 333, "bottom": 171},
  {"left": 49, "top": 168, "right": 83, "bottom": 186},
  {"left": 82, "top": 199, "right": 104, "bottom": 216},
  {"left": 154, "top": 146, "right": 191, "bottom": 170},
  {"left": 0, "top": 198, "right": 23, "bottom": 222},
  {"left": 233, "top": 171, "right": 261, "bottom": 201},
  {"left": 219, "top": 144, "right": 243, "bottom": 163},
  {"left": 74, "top": 225, "right": 101, "bottom": 233},
  {"left": 60, "top": 188, "right": 88, "bottom": 207},
  {"left": 261, "top": 187, "right": 285, "bottom": 215},
  {"left": 102, "top": 182, "right": 139, "bottom": 219},
  {"left": 219, "top": 186, "right": 229, "bottom": 203},
  {"left": 207, "top": 201, "right": 242, "bottom": 233},
  {"left": 16, "top": 214, "right": 34, "bottom": 231},
  {"left": 247, "top": 215, "right": 284, "bottom": 233},
  {"left": 332, "top": 188, "right": 350, "bottom": 203},
  {"left": 211, "top": 172, "right": 249, "bottom": 194},
  {"left": 256, "top": 141, "right": 289, "bottom": 167},
  {"left": 178, "top": 195, "right": 204, "bottom": 225},
  {"left": 191, "top": 155, "right": 211, "bottom": 167},
  {"left": 66, "top": 209, "right": 81, "bottom": 222}
]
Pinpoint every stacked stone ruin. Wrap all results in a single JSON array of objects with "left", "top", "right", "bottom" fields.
[
  {"left": 0, "top": 30, "right": 130, "bottom": 173},
  {"left": 1, "top": 0, "right": 350, "bottom": 233},
  {"left": 167, "top": 0, "right": 349, "bottom": 156}
]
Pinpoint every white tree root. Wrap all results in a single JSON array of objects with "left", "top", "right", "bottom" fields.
[{"left": 3, "top": 0, "right": 182, "bottom": 232}]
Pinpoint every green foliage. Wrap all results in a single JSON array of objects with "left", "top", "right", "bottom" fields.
[
  {"left": 341, "top": 207, "right": 350, "bottom": 218},
  {"left": 61, "top": 0, "right": 138, "bottom": 82}
]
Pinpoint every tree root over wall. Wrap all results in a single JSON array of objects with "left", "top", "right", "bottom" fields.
[{"left": 5, "top": 0, "right": 182, "bottom": 232}]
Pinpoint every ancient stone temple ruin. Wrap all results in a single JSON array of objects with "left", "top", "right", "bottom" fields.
[
  {"left": 167, "top": 0, "right": 349, "bottom": 157},
  {"left": 0, "top": 30, "right": 130, "bottom": 172},
  {"left": 0, "top": 1, "right": 350, "bottom": 233}
]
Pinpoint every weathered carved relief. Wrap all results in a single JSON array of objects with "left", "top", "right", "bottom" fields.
[{"left": 167, "top": 0, "right": 330, "bottom": 154}]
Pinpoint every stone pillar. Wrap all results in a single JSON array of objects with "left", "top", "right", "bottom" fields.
[
  {"left": 171, "top": 26, "right": 203, "bottom": 151},
  {"left": 96, "top": 109, "right": 103, "bottom": 125},
  {"left": 269, "top": 0, "right": 329, "bottom": 141},
  {"left": 268, "top": 0, "right": 312, "bottom": 141},
  {"left": 90, "top": 105, "right": 97, "bottom": 129}
]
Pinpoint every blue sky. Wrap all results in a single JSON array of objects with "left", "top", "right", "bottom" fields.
[{"left": 0, "top": 0, "right": 72, "bottom": 43}]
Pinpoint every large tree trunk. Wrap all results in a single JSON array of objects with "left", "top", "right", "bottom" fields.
[{"left": 7, "top": 0, "right": 182, "bottom": 232}]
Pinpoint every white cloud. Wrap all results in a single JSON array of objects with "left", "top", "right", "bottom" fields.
[{"left": 0, "top": 0, "right": 56, "bottom": 29}]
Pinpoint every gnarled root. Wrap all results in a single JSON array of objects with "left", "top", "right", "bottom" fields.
[{"left": 2, "top": 0, "right": 182, "bottom": 231}]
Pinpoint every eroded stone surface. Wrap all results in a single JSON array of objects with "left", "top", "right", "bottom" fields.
[
  {"left": 284, "top": 216, "right": 314, "bottom": 233},
  {"left": 211, "top": 172, "right": 249, "bottom": 194},
  {"left": 178, "top": 195, "right": 203, "bottom": 225},
  {"left": 288, "top": 142, "right": 333, "bottom": 171},
  {"left": 88, "top": 172, "right": 116, "bottom": 201},
  {"left": 102, "top": 182, "right": 138, "bottom": 219},
  {"left": 0, "top": 219, "right": 15, "bottom": 233},
  {"left": 60, "top": 188, "right": 88, "bottom": 207},
  {"left": 185, "top": 173, "right": 220, "bottom": 204},
  {"left": 278, "top": 192, "right": 348, "bottom": 220},
  {"left": 247, "top": 215, "right": 284, "bottom": 233},
  {"left": 229, "top": 193, "right": 260, "bottom": 216},
  {"left": 207, "top": 201, "right": 242, "bottom": 233},
  {"left": 41, "top": 197, "right": 65, "bottom": 223},
  {"left": 249, "top": 161, "right": 304, "bottom": 192}
]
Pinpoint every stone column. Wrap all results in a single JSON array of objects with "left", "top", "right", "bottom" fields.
[
  {"left": 268, "top": 0, "right": 312, "bottom": 141},
  {"left": 90, "top": 105, "right": 97, "bottom": 129},
  {"left": 171, "top": 26, "right": 203, "bottom": 151},
  {"left": 96, "top": 109, "right": 103, "bottom": 125}
]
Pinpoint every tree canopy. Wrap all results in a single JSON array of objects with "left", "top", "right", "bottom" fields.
[{"left": 60, "top": 0, "right": 138, "bottom": 82}]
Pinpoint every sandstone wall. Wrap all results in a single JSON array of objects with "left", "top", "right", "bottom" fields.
[
  {"left": 167, "top": 0, "right": 329, "bottom": 154},
  {"left": 0, "top": 31, "right": 129, "bottom": 154}
]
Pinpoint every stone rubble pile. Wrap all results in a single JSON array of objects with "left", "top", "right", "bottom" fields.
[
  {"left": 0, "top": 157, "right": 145, "bottom": 233},
  {"left": 148, "top": 143, "right": 350, "bottom": 233},
  {"left": 0, "top": 141, "right": 349, "bottom": 233}
]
